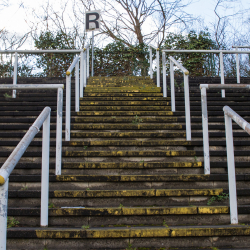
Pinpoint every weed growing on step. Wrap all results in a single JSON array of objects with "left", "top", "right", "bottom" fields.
[
  {"left": 239, "top": 223, "right": 246, "bottom": 226},
  {"left": 86, "top": 188, "right": 90, "bottom": 191},
  {"left": 20, "top": 186, "right": 28, "bottom": 191},
  {"left": 43, "top": 246, "right": 48, "bottom": 250},
  {"left": 207, "top": 193, "right": 229, "bottom": 205},
  {"left": 111, "top": 116, "right": 116, "bottom": 119},
  {"left": 83, "top": 146, "right": 88, "bottom": 149},
  {"left": 132, "top": 115, "right": 143, "bottom": 124},
  {"left": 139, "top": 160, "right": 144, "bottom": 163},
  {"left": 48, "top": 202, "right": 56, "bottom": 208},
  {"left": 211, "top": 247, "right": 219, "bottom": 250},
  {"left": 81, "top": 225, "right": 90, "bottom": 229},
  {"left": 3, "top": 93, "right": 12, "bottom": 98},
  {"left": 162, "top": 220, "right": 168, "bottom": 227},
  {"left": 194, "top": 156, "right": 198, "bottom": 162},
  {"left": 7, "top": 217, "right": 19, "bottom": 228},
  {"left": 126, "top": 243, "right": 136, "bottom": 250},
  {"left": 119, "top": 204, "right": 124, "bottom": 208}
]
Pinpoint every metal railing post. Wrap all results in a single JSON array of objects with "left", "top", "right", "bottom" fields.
[
  {"left": 184, "top": 74, "right": 191, "bottom": 140},
  {"left": 80, "top": 50, "right": 84, "bottom": 98},
  {"left": 65, "top": 74, "right": 71, "bottom": 141},
  {"left": 235, "top": 47, "right": 240, "bottom": 84},
  {"left": 87, "top": 47, "right": 90, "bottom": 78},
  {"left": 56, "top": 87, "right": 63, "bottom": 175},
  {"left": 156, "top": 48, "right": 160, "bottom": 87},
  {"left": 149, "top": 47, "right": 153, "bottom": 79},
  {"left": 75, "top": 60, "right": 80, "bottom": 112},
  {"left": 170, "top": 60, "right": 175, "bottom": 112},
  {"left": 0, "top": 178, "right": 8, "bottom": 250},
  {"left": 12, "top": 52, "right": 18, "bottom": 98},
  {"left": 83, "top": 49, "right": 87, "bottom": 87},
  {"left": 224, "top": 110, "right": 238, "bottom": 224},
  {"left": 201, "top": 87, "right": 210, "bottom": 174},
  {"left": 92, "top": 31, "right": 94, "bottom": 77},
  {"left": 162, "top": 51, "right": 167, "bottom": 97},
  {"left": 220, "top": 52, "right": 225, "bottom": 98},
  {"left": 40, "top": 111, "right": 50, "bottom": 227}
]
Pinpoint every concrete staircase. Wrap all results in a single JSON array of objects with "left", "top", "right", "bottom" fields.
[{"left": 1, "top": 76, "right": 250, "bottom": 249}]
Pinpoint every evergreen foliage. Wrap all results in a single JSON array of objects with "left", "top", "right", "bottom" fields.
[{"left": 34, "top": 31, "right": 76, "bottom": 77}]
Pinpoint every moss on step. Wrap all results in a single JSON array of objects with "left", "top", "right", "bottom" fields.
[
  {"left": 64, "top": 150, "right": 196, "bottom": 157},
  {"left": 53, "top": 189, "right": 223, "bottom": 198},
  {"left": 63, "top": 161, "right": 202, "bottom": 169},
  {"left": 32, "top": 225, "right": 250, "bottom": 239}
]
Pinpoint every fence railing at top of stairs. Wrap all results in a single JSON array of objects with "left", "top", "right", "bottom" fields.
[
  {"left": 0, "top": 107, "right": 51, "bottom": 250},
  {"left": 0, "top": 48, "right": 89, "bottom": 98}
]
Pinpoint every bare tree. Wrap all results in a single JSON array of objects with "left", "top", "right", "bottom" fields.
[{"left": 80, "top": 0, "right": 193, "bottom": 47}]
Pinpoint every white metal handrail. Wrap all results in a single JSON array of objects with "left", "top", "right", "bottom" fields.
[
  {"left": 65, "top": 48, "right": 89, "bottom": 141},
  {"left": 0, "top": 84, "right": 64, "bottom": 175},
  {"left": 223, "top": 105, "right": 250, "bottom": 224},
  {"left": 65, "top": 56, "right": 80, "bottom": 141},
  {"left": 0, "top": 49, "right": 84, "bottom": 98},
  {"left": 163, "top": 49, "right": 250, "bottom": 98},
  {"left": 200, "top": 84, "right": 250, "bottom": 174},
  {"left": 169, "top": 56, "right": 191, "bottom": 141},
  {"left": 149, "top": 45, "right": 160, "bottom": 87},
  {"left": 0, "top": 107, "right": 51, "bottom": 249}
]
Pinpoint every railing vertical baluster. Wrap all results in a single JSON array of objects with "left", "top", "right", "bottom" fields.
[
  {"left": 170, "top": 60, "right": 175, "bottom": 112},
  {"left": 65, "top": 74, "right": 71, "bottom": 141},
  {"left": 162, "top": 51, "right": 167, "bottom": 97},
  {"left": 87, "top": 47, "right": 90, "bottom": 79},
  {"left": 184, "top": 74, "right": 191, "bottom": 141},
  {"left": 0, "top": 178, "right": 8, "bottom": 250},
  {"left": 224, "top": 111, "right": 238, "bottom": 224},
  {"left": 56, "top": 87, "right": 63, "bottom": 175},
  {"left": 220, "top": 52, "right": 225, "bottom": 98},
  {"left": 235, "top": 47, "right": 240, "bottom": 84},
  {"left": 201, "top": 87, "right": 210, "bottom": 174},
  {"left": 92, "top": 31, "right": 94, "bottom": 77},
  {"left": 156, "top": 48, "right": 160, "bottom": 87},
  {"left": 40, "top": 111, "right": 50, "bottom": 227},
  {"left": 80, "top": 50, "right": 84, "bottom": 97},
  {"left": 75, "top": 60, "right": 80, "bottom": 112},
  {"left": 149, "top": 47, "right": 153, "bottom": 79},
  {"left": 12, "top": 52, "right": 18, "bottom": 98},
  {"left": 83, "top": 49, "right": 87, "bottom": 87}
]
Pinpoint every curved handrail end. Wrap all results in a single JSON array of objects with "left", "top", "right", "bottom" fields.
[
  {"left": 0, "top": 169, "right": 8, "bottom": 185},
  {"left": 66, "top": 71, "right": 71, "bottom": 76}
]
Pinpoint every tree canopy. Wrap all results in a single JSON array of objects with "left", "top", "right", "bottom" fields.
[{"left": 34, "top": 31, "right": 76, "bottom": 77}]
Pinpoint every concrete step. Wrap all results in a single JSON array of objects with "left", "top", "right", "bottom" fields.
[
  {"left": 6, "top": 206, "right": 235, "bottom": 227},
  {"left": 7, "top": 225, "right": 250, "bottom": 249},
  {"left": 79, "top": 106, "right": 171, "bottom": 111}
]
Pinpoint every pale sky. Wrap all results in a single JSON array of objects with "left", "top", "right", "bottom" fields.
[{"left": 0, "top": 0, "right": 249, "bottom": 49}]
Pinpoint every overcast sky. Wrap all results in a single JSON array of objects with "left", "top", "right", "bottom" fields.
[{"left": 1, "top": 0, "right": 249, "bottom": 49}]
